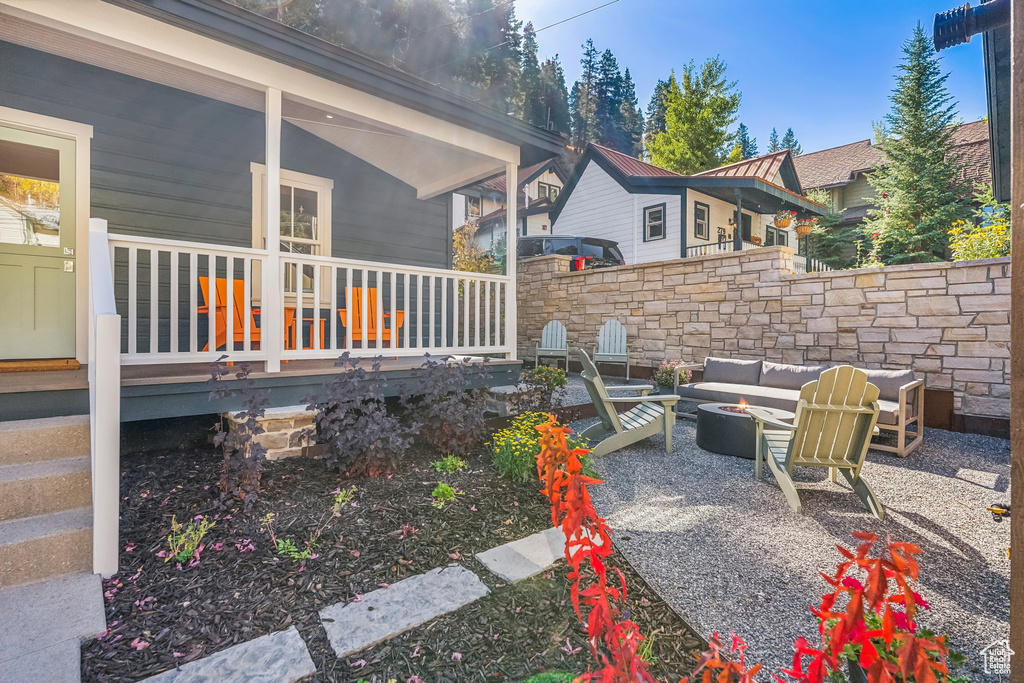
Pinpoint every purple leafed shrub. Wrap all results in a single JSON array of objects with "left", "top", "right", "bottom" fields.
[
  {"left": 209, "top": 358, "right": 269, "bottom": 511},
  {"left": 403, "top": 354, "right": 491, "bottom": 457},
  {"left": 307, "top": 353, "right": 415, "bottom": 476}
]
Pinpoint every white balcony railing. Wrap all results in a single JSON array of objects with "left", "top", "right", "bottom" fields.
[
  {"left": 792, "top": 254, "right": 834, "bottom": 274},
  {"left": 107, "top": 234, "right": 511, "bottom": 365}
]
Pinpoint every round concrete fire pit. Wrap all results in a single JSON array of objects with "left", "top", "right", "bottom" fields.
[{"left": 695, "top": 403, "right": 794, "bottom": 459}]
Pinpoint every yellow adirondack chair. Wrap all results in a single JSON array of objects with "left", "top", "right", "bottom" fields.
[
  {"left": 578, "top": 350, "right": 680, "bottom": 456},
  {"left": 747, "top": 366, "right": 885, "bottom": 519}
]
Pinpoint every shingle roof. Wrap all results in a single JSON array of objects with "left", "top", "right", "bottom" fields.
[
  {"left": 694, "top": 150, "right": 791, "bottom": 183},
  {"left": 590, "top": 144, "right": 682, "bottom": 178},
  {"left": 794, "top": 120, "right": 992, "bottom": 191}
]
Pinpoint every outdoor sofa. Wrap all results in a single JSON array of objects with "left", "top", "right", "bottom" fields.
[{"left": 673, "top": 357, "right": 924, "bottom": 457}]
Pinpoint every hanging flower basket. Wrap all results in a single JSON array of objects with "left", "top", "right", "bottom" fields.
[
  {"left": 795, "top": 219, "right": 816, "bottom": 237},
  {"left": 774, "top": 210, "right": 796, "bottom": 228}
]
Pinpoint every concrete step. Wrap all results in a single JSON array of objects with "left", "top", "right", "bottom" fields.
[
  {"left": 0, "top": 571, "right": 106, "bottom": 683},
  {"left": 0, "top": 415, "right": 91, "bottom": 467},
  {"left": 0, "top": 507, "right": 93, "bottom": 588},
  {"left": 0, "top": 456, "right": 92, "bottom": 522}
]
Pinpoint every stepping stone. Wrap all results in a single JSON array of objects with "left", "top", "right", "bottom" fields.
[
  {"left": 143, "top": 626, "right": 315, "bottom": 683},
  {"left": 476, "top": 526, "right": 567, "bottom": 583},
  {"left": 320, "top": 564, "right": 489, "bottom": 657}
]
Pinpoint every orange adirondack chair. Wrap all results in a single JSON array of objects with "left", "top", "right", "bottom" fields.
[
  {"left": 198, "top": 277, "right": 261, "bottom": 351},
  {"left": 338, "top": 288, "right": 405, "bottom": 346}
]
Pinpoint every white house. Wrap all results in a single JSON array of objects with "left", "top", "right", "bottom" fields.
[{"left": 551, "top": 144, "right": 824, "bottom": 265}]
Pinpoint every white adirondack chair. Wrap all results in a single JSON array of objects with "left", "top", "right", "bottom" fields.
[
  {"left": 747, "top": 365, "right": 885, "bottom": 519},
  {"left": 578, "top": 350, "right": 680, "bottom": 456},
  {"left": 535, "top": 320, "right": 569, "bottom": 370},
  {"left": 593, "top": 319, "right": 630, "bottom": 380}
]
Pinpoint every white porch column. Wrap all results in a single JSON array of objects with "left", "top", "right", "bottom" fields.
[
  {"left": 264, "top": 88, "right": 283, "bottom": 372},
  {"left": 505, "top": 162, "right": 518, "bottom": 360}
]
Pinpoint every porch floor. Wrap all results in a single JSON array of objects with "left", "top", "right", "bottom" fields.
[{"left": 0, "top": 357, "right": 520, "bottom": 422}]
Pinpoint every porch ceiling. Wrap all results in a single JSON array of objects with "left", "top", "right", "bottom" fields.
[{"left": 0, "top": 0, "right": 522, "bottom": 198}]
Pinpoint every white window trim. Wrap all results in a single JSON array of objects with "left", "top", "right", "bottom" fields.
[
  {"left": 693, "top": 201, "right": 710, "bottom": 240},
  {"left": 250, "top": 162, "right": 333, "bottom": 254}
]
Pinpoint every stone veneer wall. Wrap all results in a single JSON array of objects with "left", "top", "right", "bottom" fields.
[{"left": 517, "top": 246, "right": 1011, "bottom": 420}]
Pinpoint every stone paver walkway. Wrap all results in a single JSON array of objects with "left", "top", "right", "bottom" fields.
[
  {"left": 320, "top": 564, "right": 489, "bottom": 658},
  {"left": 143, "top": 626, "right": 315, "bottom": 683},
  {"left": 476, "top": 526, "right": 567, "bottom": 582}
]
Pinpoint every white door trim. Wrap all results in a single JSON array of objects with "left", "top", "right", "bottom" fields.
[{"left": 0, "top": 105, "right": 93, "bottom": 363}]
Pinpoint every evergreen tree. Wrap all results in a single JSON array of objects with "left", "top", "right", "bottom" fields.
[
  {"left": 594, "top": 49, "right": 625, "bottom": 149},
  {"left": 646, "top": 56, "right": 741, "bottom": 174},
  {"left": 781, "top": 127, "right": 802, "bottom": 155},
  {"left": 644, "top": 73, "right": 681, "bottom": 153},
  {"left": 735, "top": 123, "right": 758, "bottom": 158},
  {"left": 767, "top": 127, "right": 781, "bottom": 153},
  {"left": 538, "top": 56, "right": 571, "bottom": 132},
  {"left": 570, "top": 39, "right": 600, "bottom": 149},
  {"left": 862, "top": 24, "right": 972, "bottom": 264},
  {"left": 520, "top": 22, "right": 545, "bottom": 127},
  {"left": 459, "top": 0, "right": 523, "bottom": 115},
  {"left": 618, "top": 69, "right": 645, "bottom": 157},
  {"left": 805, "top": 189, "right": 859, "bottom": 269}
]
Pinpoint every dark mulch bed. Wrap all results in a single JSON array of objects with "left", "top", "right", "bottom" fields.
[{"left": 82, "top": 415, "right": 703, "bottom": 682}]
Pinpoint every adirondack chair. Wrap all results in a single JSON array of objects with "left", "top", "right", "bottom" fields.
[
  {"left": 337, "top": 288, "right": 406, "bottom": 346},
  {"left": 593, "top": 319, "right": 630, "bottom": 379},
  {"left": 535, "top": 320, "right": 569, "bottom": 370},
  {"left": 747, "top": 365, "right": 885, "bottom": 519},
  {"left": 198, "top": 276, "right": 261, "bottom": 351},
  {"left": 577, "top": 350, "right": 680, "bottom": 456}
]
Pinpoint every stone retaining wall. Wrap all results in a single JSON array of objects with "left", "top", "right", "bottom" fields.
[{"left": 517, "top": 246, "right": 1011, "bottom": 419}]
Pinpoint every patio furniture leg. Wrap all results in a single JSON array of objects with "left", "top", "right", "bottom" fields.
[
  {"left": 663, "top": 408, "right": 673, "bottom": 453},
  {"left": 830, "top": 467, "right": 838, "bottom": 483},
  {"left": 766, "top": 455, "right": 803, "bottom": 514},
  {"left": 755, "top": 424, "right": 764, "bottom": 481},
  {"left": 839, "top": 469, "right": 885, "bottom": 520}
]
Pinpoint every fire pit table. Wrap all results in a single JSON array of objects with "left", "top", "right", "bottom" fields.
[{"left": 695, "top": 403, "right": 795, "bottom": 459}]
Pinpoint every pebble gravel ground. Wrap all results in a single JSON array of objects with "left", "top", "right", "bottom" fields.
[
  {"left": 573, "top": 417, "right": 1010, "bottom": 680},
  {"left": 561, "top": 371, "right": 651, "bottom": 407}
]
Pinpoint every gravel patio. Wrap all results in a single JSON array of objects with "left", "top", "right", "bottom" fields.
[{"left": 571, "top": 409, "right": 1010, "bottom": 681}]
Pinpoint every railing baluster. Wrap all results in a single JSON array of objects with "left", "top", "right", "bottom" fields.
[
  {"left": 206, "top": 255, "right": 215, "bottom": 355},
  {"left": 313, "top": 263, "right": 322, "bottom": 352},
  {"left": 402, "top": 274, "right": 409, "bottom": 350},
  {"left": 376, "top": 269, "right": 383, "bottom": 351},
  {"left": 484, "top": 280, "right": 491, "bottom": 348},
  {"left": 226, "top": 256, "right": 235, "bottom": 355},
  {"left": 190, "top": 252, "right": 198, "bottom": 354},
  {"left": 149, "top": 250, "right": 158, "bottom": 355},
  {"left": 127, "top": 246, "right": 137, "bottom": 355},
  {"left": 329, "top": 264, "right": 338, "bottom": 352},
  {"left": 462, "top": 278, "right": 469, "bottom": 351},
  {"left": 243, "top": 257, "right": 252, "bottom": 352},
  {"left": 169, "top": 251, "right": 179, "bottom": 355},
  {"left": 360, "top": 269, "right": 369, "bottom": 353},
  {"left": 296, "top": 260, "right": 305, "bottom": 352},
  {"left": 344, "top": 268, "right": 353, "bottom": 352}
]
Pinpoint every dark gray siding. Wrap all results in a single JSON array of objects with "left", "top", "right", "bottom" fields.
[{"left": 0, "top": 41, "right": 451, "bottom": 268}]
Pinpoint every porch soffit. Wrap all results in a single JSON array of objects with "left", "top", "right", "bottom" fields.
[{"left": 0, "top": 1, "right": 521, "bottom": 171}]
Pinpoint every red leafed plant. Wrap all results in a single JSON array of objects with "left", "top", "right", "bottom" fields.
[{"left": 535, "top": 417, "right": 655, "bottom": 682}]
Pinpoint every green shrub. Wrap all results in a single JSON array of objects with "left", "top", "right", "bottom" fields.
[
  {"left": 511, "top": 365, "right": 569, "bottom": 413},
  {"left": 431, "top": 482, "right": 460, "bottom": 508},
  {"left": 653, "top": 359, "right": 691, "bottom": 388},
  {"left": 431, "top": 455, "right": 467, "bottom": 473},
  {"left": 489, "top": 412, "right": 594, "bottom": 482},
  {"left": 522, "top": 673, "right": 576, "bottom": 683},
  {"left": 166, "top": 515, "right": 215, "bottom": 564}
]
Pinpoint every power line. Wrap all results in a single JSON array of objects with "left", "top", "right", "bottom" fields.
[
  {"left": 410, "top": 0, "right": 517, "bottom": 37},
  {"left": 418, "top": 0, "right": 622, "bottom": 77}
]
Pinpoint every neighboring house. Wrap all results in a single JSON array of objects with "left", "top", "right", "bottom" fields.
[
  {"left": 551, "top": 144, "right": 823, "bottom": 266},
  {"left": 452, "top": 159, "right": 566, "bottom": 253},
  {"left": 0, "top": 0, "right": 561, "bottom": 586},
  {"left": 793, "top": 120, "right": 993, "bottom": 228}
]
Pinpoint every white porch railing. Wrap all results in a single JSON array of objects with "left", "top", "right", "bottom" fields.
[
  {"left": 107, "top": 234, "right": 512, "bottom": 365},
  {"left": 88, "top": 219, "right": 121, "bottom": 578},
  {"left": 792, "top": 254, "right": 834, "bottom": 274}
]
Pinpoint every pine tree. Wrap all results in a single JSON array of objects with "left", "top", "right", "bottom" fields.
[
  {"left": 862, "top": 23, "right": 972, "bottom": 264},
  {"left": 538, "top": 56, "right": 571, "bottom": 132},
  {"left": 767, "top": 127, "right": 781, "bottom": 153},
  {"left": 594, "top": 49, "right": 625, "bottom": 149},
  {"left": 735, "top": 123, "right": 758, "bottom": 158},
  {"left": 644, "top": 72, "right": 681, "bottom": 153},
  {"left": 570, "top": 39, "right": 600, "bottom": 149},
  {"left": 646, "top": 56, "right": 741, "bottom": 174},
  {"left": 459, "top": 0, "right": 523, "bottom": 115},
  {"left": 520, "top": 22, "right": 545, "bottom": 127},
  {"left": 619, "top": 69, "right": 645, "bottom": 157},
  {"left": 781, "top": 128, "right": 802, "bottom": 155}
]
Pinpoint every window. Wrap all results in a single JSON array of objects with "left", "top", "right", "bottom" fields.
[
  {"left": 466, "top": 195, "right": 481, "bottom": 220},
  {"left": 251, "top": 164, "right": 333, "bottom": 294},
  {"left": 537, "top": 182, "right": 560, "bottom": 202},
  {"left": 546, "top": 238, "right": 579, "bottom": 256},
  {"left": 764, "top": 226, "right": 789, "bottom": 247},
  {"left": 776, "top": 228, "right": 788, "bottom": 247},
  {"left": 644, "top": 203, "right": 666, "bottom": 241},
  {"left": 693, "top": 202, "right": 709, "bottom": 240}
]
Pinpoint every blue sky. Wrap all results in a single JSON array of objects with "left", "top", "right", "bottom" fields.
[{"left": 514, "top": 0, "right": 989, "bottom": 154}]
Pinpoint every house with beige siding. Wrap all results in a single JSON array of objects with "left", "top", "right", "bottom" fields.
[
  {"left": 793, "top": 120, "right": 993, "bottom": 228},
  {"left": 551, "top": 144, "right": 823, "bottom": 266}
]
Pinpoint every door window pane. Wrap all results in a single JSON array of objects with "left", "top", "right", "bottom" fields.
[{"left": 0, "top": 140, "right": 60, "bottom": 248}]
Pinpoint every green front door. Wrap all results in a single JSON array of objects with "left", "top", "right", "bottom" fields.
[{"left": 0, "top": 126, "right": 77, "bottom": 360}]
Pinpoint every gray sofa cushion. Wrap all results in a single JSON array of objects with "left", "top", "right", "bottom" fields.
[
  {"left": 860, "top": 368, "right": 916, "bottom": 402},
  {"left": 759, "top": 361, "right": 829, "bottom": 391},
  {"left": 703, "top": 358, "right": 762, "bottom": 385},
  {"left": 677, "top": 381, "right": 900, "bottom": 426}
]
